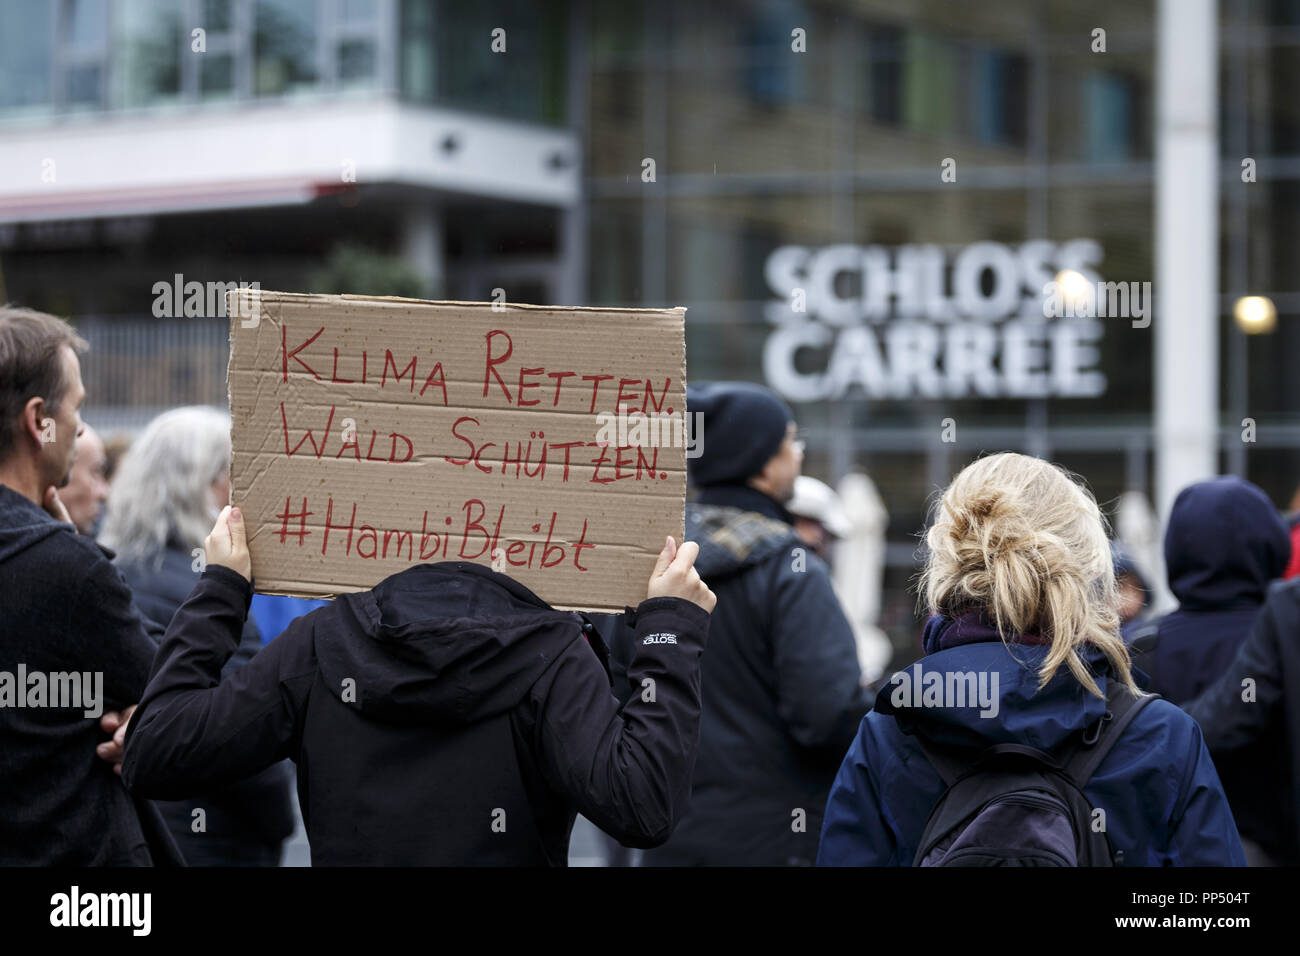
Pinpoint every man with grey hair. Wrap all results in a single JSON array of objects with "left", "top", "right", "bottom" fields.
[{"left": 0, "top": 305, "right": 178, "bottom": 865}]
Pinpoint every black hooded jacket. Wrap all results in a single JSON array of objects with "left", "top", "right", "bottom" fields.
[
  {"left": 0, "top": 483, "right": 179, "bottom": 865},
  {"left": 122, "top": 561, "right": 710, "bottom": 865},
  {"left": 1185, "top": 576, "right": 1300, "bottom": 865},
  {"left": 612, "top": 485, "right": 869, "bottom": 866}
]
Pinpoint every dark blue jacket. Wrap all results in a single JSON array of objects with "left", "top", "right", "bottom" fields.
[
  {"left": 1134, "top": 477, "right": 1290, "bottom": 705},
  {"left": 622, "top": 484, "right": 869, "bottom": 865},
  {"left": 1186, "top": 577, "right": 1300, "bottom": 865},
  {"left": 1128, "top": 477, "right": 1291, "bottom": 861},
  {"left": 817, "top": 640, "right": 1245, "bottom": 866}
]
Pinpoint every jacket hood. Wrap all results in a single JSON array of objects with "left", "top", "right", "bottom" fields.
[
  {"left": 1164, "top": 477, "right": 1290, "bottom": 611},
  {"left": 875, "top": 642, "right": 1113, "bottom": 753},
  {"left": 0, "top": 484, "right": 76, "bottom": 565},
  {"left": 315, "top": 562, "right": 593, "bottom": 725}
]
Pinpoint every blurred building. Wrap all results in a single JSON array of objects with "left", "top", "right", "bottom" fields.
[
  {"left": 0, "top": 0, "right": 579, "bottom": 429},
  {"left": 579, "top": 0, "right": 1300, "bottom": 642},
  {"left": 3, "top": 0, "right": 1300, "bottom": 651}
]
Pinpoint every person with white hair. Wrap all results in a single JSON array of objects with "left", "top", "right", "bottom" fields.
[
  {"left": 100, "top": 406, "right": 295, "bottom": 866},
  {"left": 100, "top": 407, "right": 232, "bottom": 569}
]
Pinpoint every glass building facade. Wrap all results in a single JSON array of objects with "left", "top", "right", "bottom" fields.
[
  {"left": 579, "top": 0, "right": 1300, "bottom": 645},
  {"left": 0, "top": 0, "right": 569, "bottom": 120},
  {"left": 3, "top": 0, "right": 1300, "bottom": 656}
]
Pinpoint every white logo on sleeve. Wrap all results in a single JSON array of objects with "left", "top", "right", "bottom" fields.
[{"left": 643, "top": 633, "right": 678, "bottom": 645}]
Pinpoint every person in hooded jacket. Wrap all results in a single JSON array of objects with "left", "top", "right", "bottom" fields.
[
  {"left": 609, "top": 381, "right": 869, "bottom": 866},
  {"left": 100, "top": 406, "right": 295, "bottom": 866},
  {"left": 1126, "top": 477, "right": 1292, "bottom": 864},
  {"left": 818, "top": 453, "right": 1244, "bottom": 866},
  {"left": 1128, "top": 477, "right": 1290, "bottom": 704},
  {"left": 1185, "top": 576, "right": 1300, "bottom": 866},
  {"left": 122, "top": 505, "right": 716, "bottom": 865}
]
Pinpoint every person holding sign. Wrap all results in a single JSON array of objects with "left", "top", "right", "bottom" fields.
[{"left": 122, "top": 505, "right": 715, "bottom": 865}]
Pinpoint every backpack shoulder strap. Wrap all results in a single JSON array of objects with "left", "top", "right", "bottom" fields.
[
  {"left": 914, "top": 682, "right": 1161, "bottom": 791},
  {"left": 914, "top": 735, "right": 1063, "bottom": 787},
  {"left": 1063, "top": 684, "right": 1161, "bottom": 789}
]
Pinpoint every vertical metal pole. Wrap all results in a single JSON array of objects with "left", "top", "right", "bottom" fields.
[
  {"left": 1227, "top": 0, "right": 1249, "bottom": 478},
  {"left": 830, "top": 15, "right": 855, "bottom": 483},
  {"left": 1026, "top": 7, "right": 1051, "bottom": 464},
  {"left": 1027, "top": 9, "right": 1049, "bottom": 242},
  {"left": 641, "top": 3, "right": 668, "bottom": 305},
  {"left": 378, "top": 0, "right": 401, "bottom": 97},
  {"left": 400, "top": 200, "right": 444, "bottom": 297},
  {"left": 1155, "top": 0, "right": 1220, "bottom": 522},
  {"left": 559, "top": 0, "right": 590, "bottom": 307}
]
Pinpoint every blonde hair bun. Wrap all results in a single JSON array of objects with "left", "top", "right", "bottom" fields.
[{"left": 922, "top": 452, "right": 1137, "bottom": 698}]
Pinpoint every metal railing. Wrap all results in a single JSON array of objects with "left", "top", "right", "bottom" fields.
[{"left": 74, "top": 315, "right": 229, "bottom": 434}]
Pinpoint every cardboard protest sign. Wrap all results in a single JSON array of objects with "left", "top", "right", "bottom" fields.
[{"left": 226, "top": 290, "right": 686, "bottom": 613}]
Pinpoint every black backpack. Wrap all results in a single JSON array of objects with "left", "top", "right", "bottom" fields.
[{"left": 911, "top": 684, "right": 1158, "bottom": 866}]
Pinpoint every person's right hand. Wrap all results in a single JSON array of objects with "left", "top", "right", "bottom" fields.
[
  {"left": 646, "top": 536, "right": 716, "bottom": 613},
  {"left": 205, "top": 505, "right": 252, "bottom": 581},
  {"left": 97, "top": 705, "right": 137, "bottom": 775}
]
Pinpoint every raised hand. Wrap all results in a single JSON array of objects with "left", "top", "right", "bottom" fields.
[{"left": 646, "top": 536, "right": 716, "bottom": 613}]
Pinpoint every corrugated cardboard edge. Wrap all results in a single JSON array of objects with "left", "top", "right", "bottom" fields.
[{"left": 230, "top": 288, "right": 686, "bottom": 316}]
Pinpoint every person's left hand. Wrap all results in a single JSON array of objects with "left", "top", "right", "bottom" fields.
[
  {"left": 42, "top": 486, "right": 72, "bottom": 525},
  {"left": 96, "top": 705, "right": 137, "bottom": 775}
]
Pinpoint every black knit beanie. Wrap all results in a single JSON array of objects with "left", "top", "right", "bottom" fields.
[{"left": 686, "top": 381, "right": 794, "bottom": 487}]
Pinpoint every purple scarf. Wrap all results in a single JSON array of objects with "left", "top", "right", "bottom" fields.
[{"left": 921, "top": 610, "right": 1051, "bottom": 655}]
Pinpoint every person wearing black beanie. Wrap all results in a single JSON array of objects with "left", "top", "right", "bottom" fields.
[
  {"left": 686, "top": 381, "right": 802, "bottom": 526},
  {"left": 686, "top": 382, "right": 795, "bottom": 490},
  {"left": 605, "top": 380, "right": 870, "bottom": 866}
]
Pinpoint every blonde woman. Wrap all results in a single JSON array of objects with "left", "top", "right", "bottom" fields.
[{"left": 818, "top": 453, "right": 1244, "bottom": 866}]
